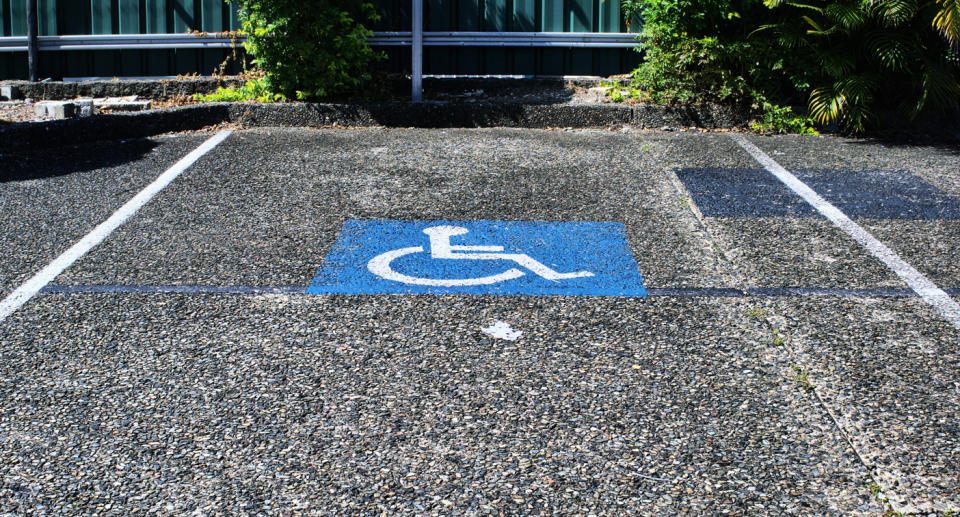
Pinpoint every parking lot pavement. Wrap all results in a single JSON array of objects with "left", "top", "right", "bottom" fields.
[
  {"left": 1, "top": 127, "right": 958, "bottom": 515},
  {"left": 0, "top": 134, "right": 213, "bottom": 301},
  {"left": 0, "top": 294, "right": 880, "bottom": 515},
  {"left": 744, "top": 135, "right": 960, "bottom": 288}
]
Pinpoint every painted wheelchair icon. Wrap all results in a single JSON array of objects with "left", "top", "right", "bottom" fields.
[{"left": 367, "top": 225, "right": 595, "bottom": 287}]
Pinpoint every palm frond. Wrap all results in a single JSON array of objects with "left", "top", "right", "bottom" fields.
[
  {"left": 915, "top": 60, "right": 960, "bottom": 114},
  {"left": 874, "top": 0, "right": 918, "bottom": 26},
  {"left": 809, "top": 85, "right": 845, "bottom": 124},
  {"left": 864, "top": 31, "right": 915, "bottom": 70},
  {"left": 933, "top": 0, "right": 960, "bottom": 45},
  {"left": 815, "top": 47, "right": 857, "bottom": 76},
  {"left": 824, "top": 2, "right": 867, "bottom": 29}
]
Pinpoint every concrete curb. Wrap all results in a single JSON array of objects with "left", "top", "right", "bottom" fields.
[
  {"left": 0, "top": 101, "right": 749, "bottom": 152},
  {"left": 1, "top": 78, "right": 245, "bottom": 101}
]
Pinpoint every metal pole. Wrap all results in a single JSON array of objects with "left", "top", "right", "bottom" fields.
[
  {"left": 411, "top": 0, "right": 423, "bottom": 102},
  {"left": 26, "top": 0, "right": 39, "bottom": 81}
]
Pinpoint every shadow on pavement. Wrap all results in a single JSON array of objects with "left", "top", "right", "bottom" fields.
[{"left": 0, "top": 138, "right": 159, "bottom": 183}]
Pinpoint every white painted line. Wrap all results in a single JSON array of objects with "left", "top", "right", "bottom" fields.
[
  {"left": 0, "top": 130, "right": 233, "bottom": 324},
  {"left": 729, "top": 133, "right": 960, "bottom": 329}
]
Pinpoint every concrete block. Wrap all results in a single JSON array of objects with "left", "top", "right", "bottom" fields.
[
  {"left": 75, "top": 99, "right": 95, "bottom": 117},
  {"left": 35, "top": 101, "right": 76, "bottom": 119},
  {"left": 0, "top": 85, "right": 21, "bottom": 101}
]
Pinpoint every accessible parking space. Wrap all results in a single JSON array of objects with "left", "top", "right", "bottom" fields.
[
  {"left": 56, "top": 128, "right": 732, "bottom": 291},
  {"left": 0, "top": 134, "right": 216, "bottom": 301},
  {"left": 1, "top": 127, "right": 959, "bottom": 515}
]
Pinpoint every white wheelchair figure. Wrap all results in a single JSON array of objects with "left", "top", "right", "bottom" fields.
[{"left": 367, "top": 225, "right": 594, "bottom": 287}]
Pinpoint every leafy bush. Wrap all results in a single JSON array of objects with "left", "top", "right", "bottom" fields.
[
  {"left": 230, "top": 0, "right": 382, "bottom": 100},
  {"left": 621, "top": 0, "right": 960, "bottom": 132},
  {"left": 759, "top": 0, "right": 960, "bottom": 131},
  {"left": 622, "top": 0, "right": 787, "bottom": 105},
  {"left": 750, "top": 95, "right": 818, "bottom": 134},
  {"left": 194, "top": 76, "right": 286, "bottom": 103}
]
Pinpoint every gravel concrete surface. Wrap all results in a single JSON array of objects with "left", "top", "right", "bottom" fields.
[{"left": 0, "top": 128, "right": 958, "bottom": 515}]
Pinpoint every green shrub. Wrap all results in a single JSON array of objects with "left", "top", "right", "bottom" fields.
[
  {"left": 621, "top": 0, "right": 960, "bottom": 132},
  {"left": 760, "top": 0, "right": 960, "bottom": 132},
  {"left": 621, "top": 0, "right": 787, "bottom": 105},
  {"left": 750, "top": 94, "right": 818, "bottom": 134},
  {"left": 230, "top": 0, "right": 383, "bottom": 100},
  {"left": 194, "top": 76, "right": 286, "bottom": 103}
]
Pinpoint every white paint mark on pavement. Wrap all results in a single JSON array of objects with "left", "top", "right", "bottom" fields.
[
  {"left": 481, "top": 320, "right": 522, "bottom": 341},
  {"left": 730, "top": 133, "right": 960, "bottom": 329},
  {"left": 0, "top": 130, "right": 233, "bottom": 324}
]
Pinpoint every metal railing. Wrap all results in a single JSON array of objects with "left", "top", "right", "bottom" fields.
[
  {"left": 0, "top": 31, "right": 637, "bottom": 52},
  {"left": 0, "top": 17, "right": 639, "bottom": 99}
]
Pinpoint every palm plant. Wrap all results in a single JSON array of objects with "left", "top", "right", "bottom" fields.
[{"left": 761, "top": 0, "right": 960, "bottom": 131}]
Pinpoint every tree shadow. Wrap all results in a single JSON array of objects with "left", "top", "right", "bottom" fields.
[{"left": 0, "top": 138, "right": 159, "bottom": 183}]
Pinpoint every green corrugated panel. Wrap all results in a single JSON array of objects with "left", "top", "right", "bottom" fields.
[
  {"left": 38, "top": 0, "right": 57, "bottom": 35},
  {"left": 172, "top": 0, "right": 195, "bottom": 32},
  {"left": 229, "top": 1, "right": 240, "bottom": 30},
  {"left": 0, "top": 0, "right": 7, "bottom": 37},
  {"left": 484, "top": 0, "right": 506, "bottom": 29},
  {"left": 457, "top": 0, "right": 481, "bottom": 74},
  {"left": 120, "top": 50, "right": 142, "bottom": 75},
  {"left": 91, "top": 0, "right": 112, "bottom": 34},
  {"left": 568, "top": 0, "right": 591, "bottom": 31},
  {"left": 146, "top": 0, "right": 165, "bottom": 32},
  {"left": 11, "top": 0, "right": 26, "bottom": 36},
  {"left": 599, "top": 0, "right": 618, "bottom": 32},
  {"left": 458, "top": 0, "right": 480, "bottom": 29},
  {"left": 513, "top": 0, "right": 535, "bottom": 75},
  {"left": 60, "top": 0, "right": 89, "bottom": 35},
  {"left": 427, "top": 0, "right": 451, "bottom": 30},
  {"left": 484, "top": 0, "right": 507, "bottom": 72},
  {"left": 427, "top": 0, "right": 454, "bottom": 73},
  {"left": 541, "top": 0, "right": 562, "bottom": 31},
  {"left": 201, "top": 0, "right": 221, "bottom": 31},
  {"left": 540, "top": 1, "right": 564, "bottom": 74},
  {"left": 513, "top": 0, "right": 534, "bottom": 31},
  {"left": 119, "top": 0, "right": 140, "bottom": 33}
]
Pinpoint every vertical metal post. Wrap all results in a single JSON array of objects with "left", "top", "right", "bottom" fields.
[
  {"left": 411, "top": 0, "right": 423, "bottom": 102},
  {"left": 26, "top": 0, "right": 39, "bottom": 81}
]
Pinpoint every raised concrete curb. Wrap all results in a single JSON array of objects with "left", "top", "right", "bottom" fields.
[
  {"left": 0, "top": 76, "right": 623, "bottom": 102},
  {"left": 0, "top": 101, "right": 748, "bottom": 153},
  {"left": 1, "top": 104, "right": 230, "bottom": 152},
  {"left": 0, "top": 78, "right": 244, "bottom": 101}
]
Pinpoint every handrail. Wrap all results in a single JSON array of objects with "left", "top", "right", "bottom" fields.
[{"left": 0, "top": 31, "right": 638, "bottom": 52}]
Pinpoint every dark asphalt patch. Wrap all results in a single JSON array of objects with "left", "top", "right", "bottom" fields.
[{"left": 677, "top": 167, "right": 960, "bottom": 219}]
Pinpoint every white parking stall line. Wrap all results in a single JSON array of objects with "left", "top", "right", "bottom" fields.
[
  {"left": 730, "top": 133, "right": 960, "bottom": 329},
  {"left": 0, "top": 129, "right": 233, "bottom": 324}
]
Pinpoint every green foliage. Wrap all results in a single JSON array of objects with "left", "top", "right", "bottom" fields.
[
  {"left": 750, "top": 94, "right": 818, "bottom": 134},
  {"left": 760, "top": 0, "right": 960, "bottom": 131},
  {"left": 622, "top": 0, "right": 960, "bottom": 132},
  {"left": 791, "top": 364, "right": 815, "bottom": 390},
  {"left": 230, "top": 0, "right": 383, "bottom": 101},
  {"left": 193, "top": 77, "right": 286, "bottom": 103}
]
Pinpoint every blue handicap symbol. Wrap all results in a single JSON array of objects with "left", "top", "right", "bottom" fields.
[{"left": 308, "top": 220, "right": 646, "bottom": 297}]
